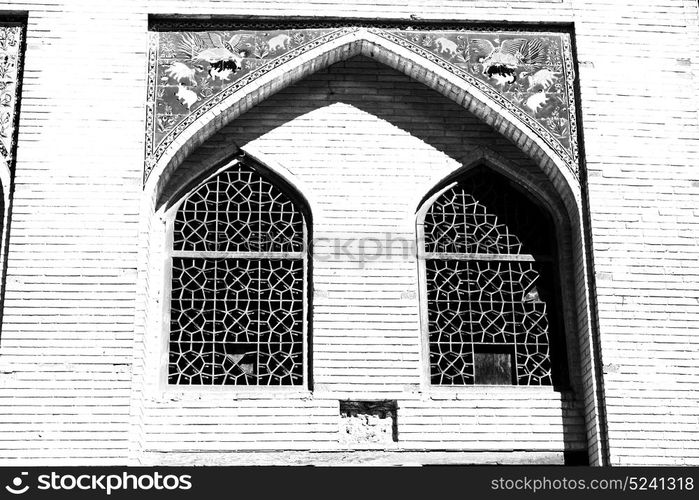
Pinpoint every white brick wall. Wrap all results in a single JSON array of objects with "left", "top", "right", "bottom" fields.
[
  {"left": 0, "top": 0, "right": 696, "bottom": 466},
  {"left": 574, "top": 0, "right": 699, "bottom": 466},
  {"left": 0, "top": 1, "right": 147, "bottom": 463},
  {"left": 134, "top": 56, "right": 587, "bottom": 465}
]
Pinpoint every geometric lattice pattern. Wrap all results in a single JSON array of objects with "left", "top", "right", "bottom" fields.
[
  {"left": 424, "top": 171, "right": 550, "bottom": 256},
  {"left": 424, "top": 169, "right": 555, "bottom": 386},
  {"left": 426, "top": 260, "right": 552, "bottom": 385},
  {"left": 170, "top": 162, "right": 305, "bottom": 385},
  {"left": 174, "top": 163, "right": 304, "bottom": 253}
]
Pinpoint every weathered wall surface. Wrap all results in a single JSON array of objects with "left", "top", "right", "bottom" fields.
[{"left": 0, "top": 0, "right": 696, "bottom": 466}]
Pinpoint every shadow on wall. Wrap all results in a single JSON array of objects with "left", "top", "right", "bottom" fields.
[
  {"left": 152, "top": 54, "right": 589, "bottom": 463},
  {"left": 160, "top": 55, "right": 555, "bottom": 206}
]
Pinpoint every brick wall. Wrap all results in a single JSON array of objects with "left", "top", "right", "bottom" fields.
[
  {"left": 0, "top": 1, "right": 147, "bottom": 463},
  {"left": 576, "top": 0, "right": 699, "bottom": 466},
  {"left": 0, "top": 0, "right": 696, "bottom": 466},
  {"left": 134, "top": 56, "right": 588, "bottom": 465}
]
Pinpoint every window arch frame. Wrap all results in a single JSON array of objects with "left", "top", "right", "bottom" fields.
[
  {"left": 160, "top": 154, "right": 313, "bottom": 390},
  {"left": 416, "top": 160, "right": 572, "bottom": 390}
]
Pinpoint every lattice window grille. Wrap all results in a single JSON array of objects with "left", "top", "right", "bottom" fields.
[
  {"left": 168, "top": 160, "right": 307, "bottom": 386},
  {"left": 422, "top": 171, "right": 556, "bottom": 386}
]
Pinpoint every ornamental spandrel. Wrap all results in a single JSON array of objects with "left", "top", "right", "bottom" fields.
[{"left": 145, "top": 23, "right": 578, "bottom": 184}]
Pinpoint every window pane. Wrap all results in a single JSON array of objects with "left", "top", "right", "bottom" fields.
[
  {"left": 473, "top": 346, "right": 514, "bottom": 385},
  {"left": 170, "top": 161, "right": 307, "bottom": 387},
  {"left": 424, "top": 171, "right": 552, "bottom": 256},
  {"left": 169, "top": 257, "right": 304, "bottom": 385},
  {"left": 426, "top": 258, "right": 553, "bottom": 386},
  {"left": 174, "top": 163, "right": 304, "bottom": 253},
  {"left": 424, "top": 169, "right": 558, "bottom": 386}
]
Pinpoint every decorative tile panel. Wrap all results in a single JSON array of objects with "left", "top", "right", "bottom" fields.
[
  {"left": 145, "top": 22, "right": 578, "bottom": 184},
  {"left": 0, "top": 23, "right": 24, "bottom": 170}
]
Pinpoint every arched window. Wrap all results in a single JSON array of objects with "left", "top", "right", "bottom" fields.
[
  {"left": 168, "top": 157, "right": 309, "bottom": 386},
  {"left": 419, "top": 167, "right": 565, "bottom": 386}
]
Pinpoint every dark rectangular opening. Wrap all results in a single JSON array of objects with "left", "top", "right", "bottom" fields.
[
  {"left": 473, "top": 345, "right": 515, "bottom": 385},
  {"left": 339, "top": 400, "right": 398, "bottom": 442}
]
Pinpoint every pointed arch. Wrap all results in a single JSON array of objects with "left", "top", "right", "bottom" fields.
[
  {"left": 415, "top": 146, "right": 576, "bottom": 228},
  {"left": 145, "top": 28, "right": 580, "bottom": 212},
  {"left": 164, "top": 152, "right": 312, "bottom": 387},
  {"left": 135, "top": 29, "right": 607, "bottom": 465},
  {"left": 156, "top": 142, "right": 319, "bottom": 224},
  {"left": 416, "top": 163, "right": 566, "bottom": 381},
  {"left": 414, "top": 150, "right": 604, "bottom": 464}
]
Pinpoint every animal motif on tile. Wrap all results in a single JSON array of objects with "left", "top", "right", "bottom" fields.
[
  {"left": 520, "top": 68, "right": 559, "bottom": 91},
  {"left": 145, "top": 26, "right": 578, "bottom": 185},
  {"left": 175, "top": 84, "right": 198, "bottom": 110},
  {"left": 434, "top": 37, "right": 459, "bottom": 56},
  {"left": 164, "top": 61, "right": 200, "bottom": 86},
  {"left": 470, "top": 38, "right": 547, "bottom": 86},
  {"left": 181, "top": 32, "right": 249, "bottom": 80},
  {"left": 267, "top": 34, "right": 291, "bottom": 52},
  {"left": 525, "top": 89, "right": 548, "bottom": 115}
]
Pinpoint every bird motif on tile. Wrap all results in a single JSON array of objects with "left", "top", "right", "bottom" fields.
[
  {"left": 178, "top": 32, "right": 249, "bottom": 81},
  {"left": 470, "top": 38, "right": 547, "bottom": 86},
  {"left": 164, "top": 61, "right": 200, "bottom": 86}
]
